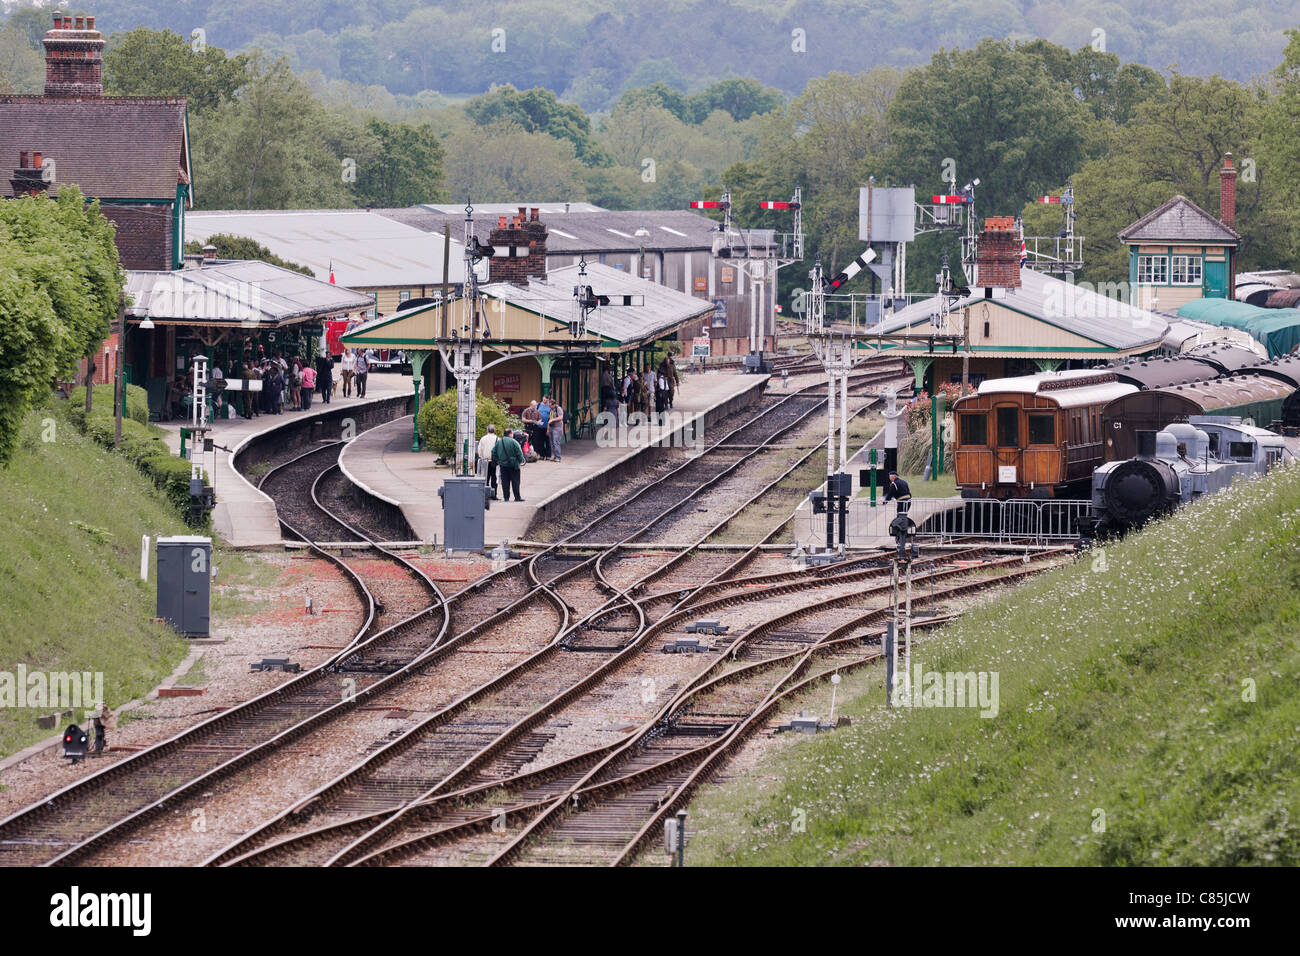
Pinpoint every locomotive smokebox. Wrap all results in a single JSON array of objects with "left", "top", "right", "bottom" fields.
[{"left": 1104, "top": 458, "right": 1178, "bottom": 527}]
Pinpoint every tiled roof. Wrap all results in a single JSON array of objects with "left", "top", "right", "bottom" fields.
[
  {"left": 1118, "top": 195, "right": 1240, "bottom": 243},
  {"left": 0, "top": 96, "right": 188, "bottom": 201}
]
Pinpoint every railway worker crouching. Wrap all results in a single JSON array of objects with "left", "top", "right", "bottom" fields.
[
  {"left": 493, "top": 429, "right": 526, "bottom": 502},
  {"left": 92, "top": 702, "right": 116, "bottom": 754},
  {"left": 884, "top": 470, "right": 912, "bottom": 514}
]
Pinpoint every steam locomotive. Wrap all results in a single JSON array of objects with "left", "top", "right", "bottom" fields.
[{"left": 1085, "top": 416, "right": 1298, "bottom": 537}]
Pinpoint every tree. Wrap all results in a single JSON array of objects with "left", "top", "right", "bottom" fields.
[
  {"left": 103, "top": 28, "right": 250, "bottom": 115},
  {"left": 888, "top": 40, "right": 1098, "bottom": 218},
  {"left": 0, "top": 20, "right": 42, "bottom": 93},
  {"left": 191, "top": 51, "right": 361, "bottom": 209},
  {"left": 464, "top": 86, "right": 609, "bottom": 166},
  {"left": 444, "top": 122, "right": 588, "bottom": 203},
  {"left": 686, "top": 77, "right": 784, "bottom": 123},
  {"left": 183, "top": 234, "right": 315, "bottom": 275},
  {"left": 0, "top": 187, "right": 122, "bottom": 464},
  {"left": 1027, "top": 72, "right": 1277, "bottom": 282},
  {"left": 416, "top": 390, "right": 515, "bottom": 460},
  {"left": 352, "top": 118, "right": 446, "bottom": 208}
]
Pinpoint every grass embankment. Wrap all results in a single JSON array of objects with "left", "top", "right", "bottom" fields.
[
  {"left": 0, "top": 399, "right": 193, "bottom": 758},
  {"left": 689, "top": 463, "right": 1300, "bottom": 865}
]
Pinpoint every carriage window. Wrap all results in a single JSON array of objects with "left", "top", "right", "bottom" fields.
[
  {"left": 1027, "top": 414, "right": 1055, "bottom": 444},
  {"left": 996, "top": 407, "right": 1019, "bottom": 447},
  {"left": 960, "top": 414, "right": 988, "bottom": 445}
]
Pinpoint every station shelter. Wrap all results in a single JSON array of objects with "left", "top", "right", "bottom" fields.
[
  {"left": 125, "top": 257, "right": 374, "bottom": 419},
  {"left": 862, "top": 268, "right": 1169, "bottom": 394},
  {"left": 341, "top": 261, "right": 713, "bottom": 444}
]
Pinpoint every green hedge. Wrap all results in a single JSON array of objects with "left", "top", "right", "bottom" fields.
[{"left": 417, "top": 390, "right": 520, "bottom": 460}]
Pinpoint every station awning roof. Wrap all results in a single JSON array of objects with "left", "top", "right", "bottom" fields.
[
  {"left": 343, "top": 263, "right": 712, "bottom": 353},
  {"left": 126, "top": 260, "right": 375, "bottom": 328}
]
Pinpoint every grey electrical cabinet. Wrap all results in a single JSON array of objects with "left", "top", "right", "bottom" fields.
[
  {"left": 156, "top": 535, "right": 212, "bottom": 637},
  {"left": 438, "top": 477, "right": 490, "bottom": 552}
]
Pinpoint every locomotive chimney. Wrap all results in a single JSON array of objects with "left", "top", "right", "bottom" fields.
[{"left": 1135, "top": 430, "right": 1157, "bottom": 459}]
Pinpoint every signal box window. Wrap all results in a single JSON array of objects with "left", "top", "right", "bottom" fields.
[
  {"left": 1027, "top": 413, "right": 1055, "bottom": 445},
  {"left": 960, "top": 413, "right": 988, "bottom": 446},
  {"left": 996, "top": 407, "right": 1019, "bottom": 447},
  {"left": 1138, "top": 255, "right": 1167, "bottom": 284}
]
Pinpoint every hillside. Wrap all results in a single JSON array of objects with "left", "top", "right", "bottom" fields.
[
  {"left": 0, "top": 399, "right": 190, "bottom": 758},
  {"left": 686, "top": 462, "right": 1300, "bottom": 865},
  {"left": 11, "top": 0, "right": 1298, "bottom": 104}
]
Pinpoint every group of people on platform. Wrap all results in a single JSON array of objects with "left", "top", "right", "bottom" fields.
[
  {"left": 603, "top": 358, "right": 679, "bottom": 423},
  {"left": 477, "top": 356, "right": 683, "bottom": 502},
  {"left": 164, "top": 348, "right": 372, "bottom": 421}
]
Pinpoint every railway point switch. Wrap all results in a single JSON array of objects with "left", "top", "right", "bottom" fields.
[
  {"left": 775, "top": 711, "right": 853, "bottom": 734},
  {"left": 250, "top": 658, "right": 302, "bottom": 673},
  {"left": 663, "top": 637, "right": 710, "bottom": 654}
]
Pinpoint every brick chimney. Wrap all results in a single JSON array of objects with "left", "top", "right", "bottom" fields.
[
  {"left": 1220, "top": 152, "right": 1237, "bottom": 229},
  {"left": 43, "top": 10, "right": 105, "bottom": 99},
  {"left": 10, "top": 150, "right": 50, "bottom": 197},
  {"left": 487, "top": 206, "right": 549, "bottom": 286},
  {"left": 975, "top": 216, "right": 1021, "bottom": 289}
]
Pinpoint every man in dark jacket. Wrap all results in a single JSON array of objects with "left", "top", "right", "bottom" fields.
[
  {"left": 884, "top": 470, "right": 912, "bottom": 513},
  {"left": 492, "top": 430, "right": 526, "bottom": 502}
]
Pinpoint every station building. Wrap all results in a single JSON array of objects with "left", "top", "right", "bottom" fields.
[
  {"left": 342, "top": 208, "right": 714, "bottom": 441},
  {"left": 1119, "top": 156, "right": 1242, "bottom": 311},
  {"left": 865, "top": 267, "right": 1169, "bottom": 394}
]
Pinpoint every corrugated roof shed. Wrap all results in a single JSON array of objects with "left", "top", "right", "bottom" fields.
[
  {"left": 382, "top": 206, "right": 774, "bottom": 255},
  {"left": 1118, "top": 195, "right": 1240, "bottom": 244},
  {"left": 0, "top": 96, "right": 189, "bottom": 200},
  {"left": 186, "top": 209, "right": 471, "bottom": 288}
]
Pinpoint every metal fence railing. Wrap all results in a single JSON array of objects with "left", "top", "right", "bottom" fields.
[{"left": 809, "top": 497, "right": 1091, "bottom": 548}]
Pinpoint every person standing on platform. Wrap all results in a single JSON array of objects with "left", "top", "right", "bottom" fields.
[
  {"left": 547, "top": 400, "right": 565, "bottom": 462},
  {"left": 354, "top": 350, "right": 369, "bottom": 398},
  {"left": 664, "top": 357, "right": 679, "bottom": 409},
  {"left": 478, "top": 425, "right": 499, "bottom": 497},
  {"left": 340, "top": 349, "right": 356, "bottom": 397},
  {"left": 538, "top": 397, "right": 553, "bottom": 459},
  {"left": 493, "top": 429, "right": 525, "bottom": 502},
  {"left": 317, "top": 355, "right": 333, "bottom": 405},
  {"left": 600, "top": 368, "right": 619, "bottom": 418},
  {"left": 522, "top": 400, "right": 542, "bottom": 458},
  {"left": 300, "top": 361, "right": 316, "bottom": 410}
]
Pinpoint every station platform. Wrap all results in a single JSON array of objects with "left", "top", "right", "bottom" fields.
[
  {"left": 158, "top": 374, "right": 412, "bottom": 548},
  {"left": 340, "top": 370, "right": 770, "bottom": 547}
]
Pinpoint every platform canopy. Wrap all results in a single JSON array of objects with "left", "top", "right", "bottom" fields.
[
  {"left": 126, "top": 259, "right": 374, "bottom": 329},
  {"left": 864, "top": 269, "right": 1168, "bottom": 359},
  {"left": 342, "top": 262, "right": 712, "bottom": 355}
]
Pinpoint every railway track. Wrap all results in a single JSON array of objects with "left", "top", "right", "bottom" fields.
[
  {"left": 0, "top": 358, "right": 913, "bottom": 867},
  {"left": 0, "top": 444, "right": 448, "bottom": 867},
  {"left": 339, "top": 548, "right": 1071, "bottom": 866}
]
